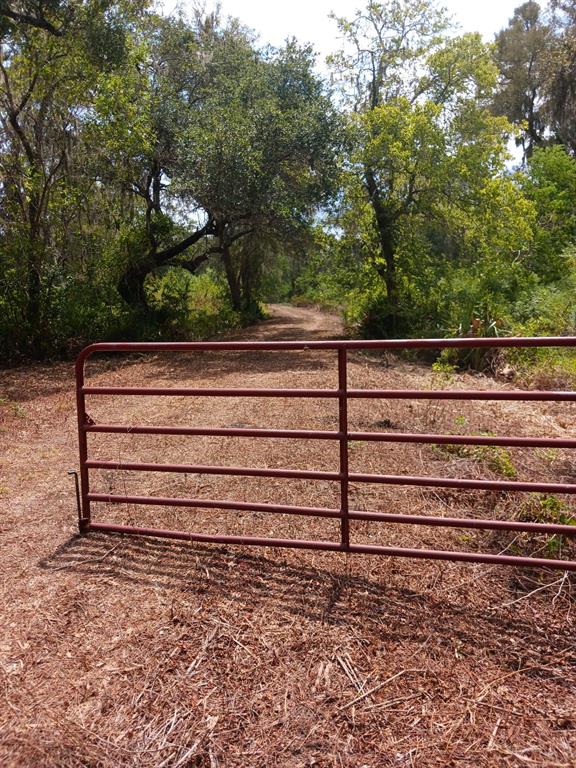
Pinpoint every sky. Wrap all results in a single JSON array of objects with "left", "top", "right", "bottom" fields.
[{"left": 178, "top": 0, "right": 523, "bottom": 62}]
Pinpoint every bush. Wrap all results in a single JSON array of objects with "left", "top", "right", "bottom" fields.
[
  {"left": 0, "top": 233, "right": 242, "bottom": 363},
  {"left": 145, "top": 267, "right": 241, "bottom": 340},
  {"left": 499, "top": 259, "right": 576, "bottom": 385}
]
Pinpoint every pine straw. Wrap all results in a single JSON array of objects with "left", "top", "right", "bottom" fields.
[{"left": 1, "top": 305, "right": 576, "bottom": 767}]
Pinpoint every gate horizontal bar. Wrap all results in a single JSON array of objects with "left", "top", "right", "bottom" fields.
[
  {"left": 349, "top": 542, "right": 576, "bottom": 571},
  {"left": 86, "top": 460, "right": 340, "bottom": 481},
  {"left": 85, "top": 422, "right": 576, "bottom": 449},
  {"left": 77, "top": 336, "right": 576, "bottom": 359},
  {"left": 85, "top": 424, "right": 342, "bottom": 440},
  {"left": 82, "top": 385, "right": 576, "bottom": 402},
  {"left": 85, "top": 522, "right": 576, "bottom": 571},
  {"left": 349, "top": 509, "right": 576, "bottom": 535},
  {"left": 88, "top": 492, "right": 342, "bottom": 518},
  {"left": 86, "top": 460, "right": 576, "bottom": 492},
  {"left": 347, "top": 389, "right": 576, "bottom": 401},
  {"left": 349, "top": 472, "right": 576, "bottom": 493},
  {"left": 349, "top": 431, "right": 576, "bottom": 448},
  {"left": 89, "top": 491, "right": 576, "bottom": 534},
  {"left": 82, "top": 386, "right": 339, "bottom": 398}
]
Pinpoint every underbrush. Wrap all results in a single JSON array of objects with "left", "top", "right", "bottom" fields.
[
  {"left": 490, "top": 493, "right": 576, "bottom": 565},
  {"left": 497, "top": 347, "right": 576, "bottom": 389},
  {"left": 430, "top": 339, "right": 576, "bottom": 390},
  {"left": 294, "top": 239, "right": 576, "bottom": 386},
  {"left": 0, "top": 266, "right": 244, "bottom": 364},
  {"left": 145, "top": 267, "right": 241, "bottom": 341},
  {"left": 433, "top": 442, "right": 518, "bottom": 479}
]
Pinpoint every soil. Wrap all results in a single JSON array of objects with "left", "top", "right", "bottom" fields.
[{"left": 1, "top": 304, "right": 576, "bottom": 767}]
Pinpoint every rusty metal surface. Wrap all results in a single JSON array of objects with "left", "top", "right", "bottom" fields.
[{"left": 75, "top": 337, "right": 576, "bottom": 570}]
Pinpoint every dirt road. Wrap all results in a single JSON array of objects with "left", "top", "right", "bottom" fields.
[
  {"left": 234, "top": 303, "right": 345, "bottom": 340},
  {"left": 1, "top": 305, "right": 575, "bottom": 767}
]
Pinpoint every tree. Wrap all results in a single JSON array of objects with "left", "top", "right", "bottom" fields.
[
  {"left": 492, "top": 1, "right": 550, "bottom": 161},
  {"left": 521, "top": 144, "right": 576, "bottom": 279},
  {"left": 0, "top": 0, "right": 146, "bottom": 355},
  {"left": 0, "top": 0, "right": 68, "bottom": 36},
  {"left": 106, "top": 13, "right": 339, "bottom": 315},
  {"left": 328, "top": 0, "right": 448, "bottom": 110},
  {"left": 329, "top": 0, "right": 449, "bottom": 332},
  {"left": 179, "top": 36, "right": 339, "bottom": 313},
  {"left": 86, "top": 11, "right": 215, "bottom": 310},
  {"left": 543, "top": 0, "right": 576, "bottom": 153},
  {"left": 331, "top": 1, "right": 530, "bottom": 335},
  {"left": 0, "top": 0, "right": 147, "bottom": 52},
  {"left": 0, "top": 28, "right": 91, "bottom": 349}
]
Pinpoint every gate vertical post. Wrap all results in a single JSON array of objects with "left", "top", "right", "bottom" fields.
[
  {"left": 338, "top": 348, "right": 350, "bottom": 550},
  {"left": 75, "top": 352, "right": 91, "bottom": 533}
]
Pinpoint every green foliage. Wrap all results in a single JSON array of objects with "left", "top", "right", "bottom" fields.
[
  {"left": 0, "top": 5, "right": 337, "bottom": 360},
  {"left": 2, "top": 0, "right": 576, "bottom": 364},
  {"left": 492, "top": 1, "right": 549, "bottom": 160},
  {"left": 144, "top": 267, "right": 240, "bottom": 340},
  {"left": 520, "top": 494, "right": 574, "bottom": 525},
  {"left": 543, "top": 2, "right": 576, "bottom": 153},
  {"left": 433, "top": 441, "right": 517, "bottom": 479},
  {"left": 324, "top": 3, "right": 540, "bottom": 342},
  {"left": 493, "top": 256, "right": 576, "bottom": 385},
  {"left": 431, "top": 357, "right": 458, "bottom": 383},
  {"left": 521, "top": 146, "right": 576, "bottom": 281},
  {"left": 483, "top": 446, "right": 518, "bottom": 479},
  {"left": 0, "top": 245, "right": 29, "bottom": 360},
  {"left": 516, "top": 494, "right": 576, "bottom": 559},
  {"left": 491, "top": 0, "right": 576, "bottom": 156},
  {"left": 0, "top": 233, "right": 131, "bottom": 360}
]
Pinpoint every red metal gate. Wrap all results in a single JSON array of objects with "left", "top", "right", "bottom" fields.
[{"left": 75, "top": 337, "right": 576, "bottom": 570}]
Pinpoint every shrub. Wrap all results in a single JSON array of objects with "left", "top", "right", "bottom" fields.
[{"left": 145, "top": 267, "right": 241, "bottom": 340}]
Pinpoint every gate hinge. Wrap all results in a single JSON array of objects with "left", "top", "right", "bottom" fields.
[{"left": 84, "top": 413, "right": 95, "bottom": 426}]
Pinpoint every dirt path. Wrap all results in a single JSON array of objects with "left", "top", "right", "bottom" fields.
[
  {"left": 238, "top": 303, "right": 344, "bottom": 341},
  {"left": 1, "top": 306, "right": 576, "bottom": 767}
]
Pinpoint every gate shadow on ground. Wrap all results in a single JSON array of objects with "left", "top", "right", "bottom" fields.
[
  {"left": 39, "top": 532, "right": 576, "bottom": 689},
  {"left": 84, "top": 309, "right": 345, "bottom": 384},
  {"left": 0, "top": 345, "right": 335, "bottom": 404}
]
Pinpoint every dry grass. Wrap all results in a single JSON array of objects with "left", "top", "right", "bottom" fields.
[{"left": 1, "top": 305, "right": 576, "bottom": 767}]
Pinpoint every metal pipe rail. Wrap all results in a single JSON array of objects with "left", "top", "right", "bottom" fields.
[{"left": 75, "top": 337, "right": 576, "bottom": 571}]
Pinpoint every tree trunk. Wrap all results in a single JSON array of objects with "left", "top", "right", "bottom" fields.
[
  {"left": 364, "top": 167, "right": 399, "bottom": 335},
  {"left": 116, "top": 220, "right": 216, "bottom": 311},
  {"left": 220, "top": 237, "right": 242, "bottom": 312},
  {"left": 117, "top": 257, "right": 156, "bottom": 309},
  {"left": 26, "top": 194, "right": 44, "bottom": 356}
]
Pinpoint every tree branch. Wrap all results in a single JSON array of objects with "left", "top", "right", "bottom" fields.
[
  {"left": 177, "top": 245, "right": 221, "bottom": 272},
  {"left": 0, "top": 56, "right": 36, "bottom": 164},
  {"left": 0, "top": 7, "right": 63, "bottom": 36},
  {"left": 153, "top": 219, "right": 216, "bottom": 265},
  {"left": 227, "top": 227, "right": 254, "bottom": 245}
]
